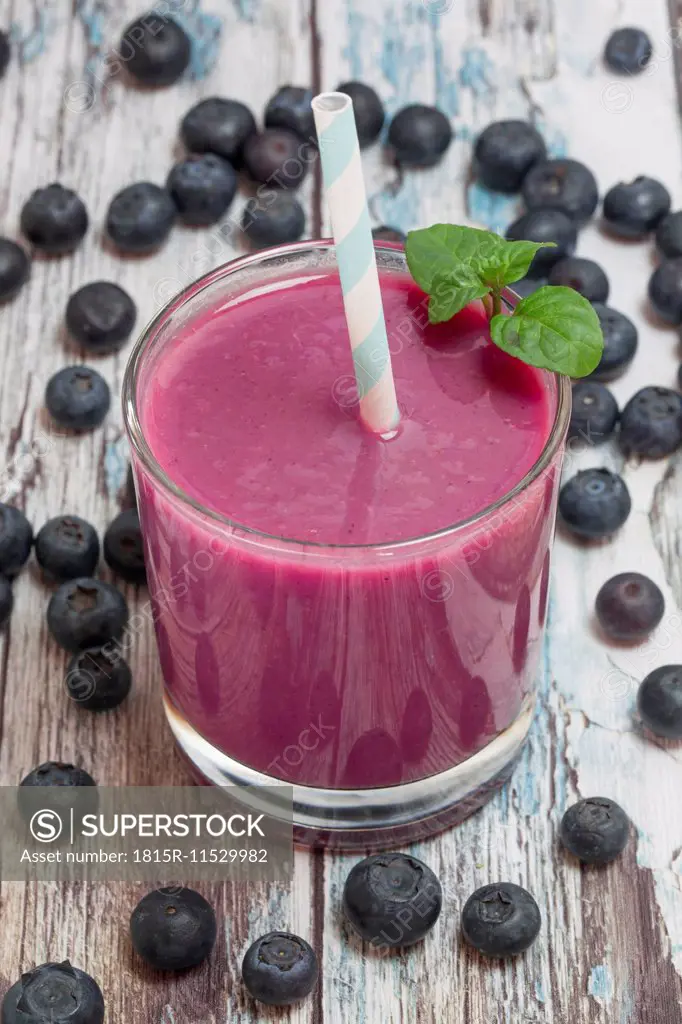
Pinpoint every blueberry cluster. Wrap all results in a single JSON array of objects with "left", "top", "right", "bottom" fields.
[
  {"left": 0, "top": 67, "right": 457, "bottom": 436},
  {"left": 2, "top": 811, "right": 638, "bottom": 1016},
  {"left": 0, "top": 500, "right": 144, "bottom": 711},
  {"left": 474, "top": 125, "right": 682, "bottom": 462}
]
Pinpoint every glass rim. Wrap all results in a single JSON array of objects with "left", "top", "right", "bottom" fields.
[{"left": 122, "top": 239, "right": 571, "bottom": 553}]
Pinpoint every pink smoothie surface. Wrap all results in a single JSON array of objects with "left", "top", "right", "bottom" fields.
[
  {"left": 137, "top": 269, "right": 559, "bottom": 788},
  {"left": 143, "top": 274, "right": 552, "bottom": 545}
]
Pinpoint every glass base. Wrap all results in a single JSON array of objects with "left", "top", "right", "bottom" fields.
[{"left": 165, "top": 694, "right": 535, "bottom": 850}]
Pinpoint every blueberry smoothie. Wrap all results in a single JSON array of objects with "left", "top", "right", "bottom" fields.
[{"left": 131, "top": 248, "right": 564, "bottom": 794}]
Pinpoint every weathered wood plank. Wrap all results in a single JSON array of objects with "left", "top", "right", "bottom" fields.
[
  {"left": 317, "top": 0, "right": 682, "bottom": 1021},
  {"left": 0, "top": 2, "right": 316, "bottom": 1022}
]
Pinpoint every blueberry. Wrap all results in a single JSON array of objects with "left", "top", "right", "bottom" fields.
[
  {"left": 103, "top": 509, "right": 146, "bottom": 584},
  {"left": 21, "top": 761, "right": 96, "bottom": 788},
  {"left": 655, "top": 211, "right": 682, "bottom": 259},
  {"left": 0, "top": 575, "right": 12, "bottom": 627},
  {"left": 180, "top": 97, "right": 256, "bottom": 165},
  {"left": 66, "top": 282, "right": 137, "bottom": 354},
  {"left": 461, "top": 882, "right": 541, "bottom": 957},
  {"left": 338, "top": 81, "right": 385, "bottom": 147},
  {"left": 242, "top": 193, "right": 305, "bottom": 249},
  {"left": 18, "top": 761, "right": 98, "bottom": 830},
  {"left": 47, "top": 577, "right": 128, "bottom": 652},
  {"left": 560, "top": 797, "right": 630, "bottom": 864},
  {"left": 596, "top": 572, "right": 665, "bottom": 641},
  {"left": 548, "top": 256, "right": 609, "bottom": 303},
  {"left": 506, "top": 209, "right": 577, "bottom": 278},
  {"left": 619, "top": 386, "right": 682, "bottom": 457},
  {"left": 569, "top": 381, "right": 619, "bottom": 445},
  {"left": 0, "top": 504, "right": 33, "bottom": 576},
  {"left": 66, "top": 647, "right": 132, "bottom": 711},
  {"left": 649, "top": 258, "right": 682, "bottom": 324},
  {"left": 638, "top": 666, "right": 682, "bottom": 739},
  {"left": 604, "top": 27, "right": 653, "bottom": 74},
  {"left": 45, "top": 366, "right": 110, "bottom": 431},
  {"left": 242, "top": 932, "right": 318, "bottom": 1006},
  {"left": 120, "top": 13, "right": 190, "bottom": 87},
  {"left": 20, "top": 184, "right": 88, "bottom": 254},
  {"left": 372, "top": 225, "right": 406, "bottom": 244},
  {"left": 130, "top": 887, "right": 217, "bottom": 970},
  {"left": 522, "top": 159, "right": 599, "bottom": 224},
  {"left": 243, "top": 130, "right": 307, "bottom": 189},
  {"left": 0, "top": 29, "right": 10, "bottom": 78},
  {"left": 558, "top": 468, "right": 631, "bottom": 539},
  {"left": 35, "top": 515, "right": 99, "bottom": 582},
  {"left": 588, "top": 304, "right": 638, "bottom": 382},
  {"left": 106, "top": 182, "right": 176, "bottom": 255},
  {"left": 2, "top": 961, "right": 104, "bottom": 1024},
  {"left": 473, "top": 120, "right": 546, "bottom": 193},
  {"left": 264, "top": 85, "right": 316, "bottom": 143},
  {"left": 387, "top": 104, "right": 453, "bottom": 168},
  {"left": 166, "top": 154, "right": 238, "bottom": 227},
  {"left": 343, "top": 852, "right": 442, "bottom": 947},
  {"left": 603, "top": 177, "right": 671, "bottom": 239},
  {"left": 0, "top": 239, "right": 30, "bottom": 302}
]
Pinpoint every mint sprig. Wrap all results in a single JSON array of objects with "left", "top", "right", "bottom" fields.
[{"left": 405, "top": 224, "right": 604, "bottom": 377}]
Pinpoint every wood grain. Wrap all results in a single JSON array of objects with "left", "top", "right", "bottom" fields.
[
  {"left": 0, "top": 2, "right": 315, "bottom": 1022},
  {"left": 0, "top": 0, "right": 681, "bottom": 1022}
]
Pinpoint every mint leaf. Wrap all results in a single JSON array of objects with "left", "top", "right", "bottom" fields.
[
  {"left": 494, "top": 240, "right": 555, "bottom": 287},
  {"left": 489, "top": 286, "right": 604, "bottom": 377},
  {"left": 406, "top": 223, "right": 604, "bottom": 376},
  {"left": 406, "top": 224, "right": 505, "bottom": 292},
  {"left": 407, "top": 225, "right": 553, "bottom": 294},
  {"left": 429, "top": 269, "right": 489, "bottom": 324}
]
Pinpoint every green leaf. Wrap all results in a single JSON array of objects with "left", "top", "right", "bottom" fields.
[
  {"left": 493, "top": 239, "right": 555, "bottom": 287},
  {"left": 489, "top": 286, "right": 604, "bottom": 377},
  {"left": 428, "top": 269, "right": 490, "bottom": 324},
  {"left": 406, "top": 224, "right": 554, "bottom": 296},
  {"left": 406, "top": 224, "right": 505, "bottom": 292}
]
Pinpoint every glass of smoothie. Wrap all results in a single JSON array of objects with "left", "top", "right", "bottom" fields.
[{"left": 123, "top": 240, "right": 570, "bottom": 848}]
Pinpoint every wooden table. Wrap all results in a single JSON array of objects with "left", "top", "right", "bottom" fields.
[{"left": 1, "top": 0, "right": 681, "bottom": 1020}]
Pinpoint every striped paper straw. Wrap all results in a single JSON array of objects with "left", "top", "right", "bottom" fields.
[{"left": 312, "top": 92, "right": 400, "bottom": 436}]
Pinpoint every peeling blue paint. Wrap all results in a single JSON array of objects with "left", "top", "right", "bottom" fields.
[
  {"left": 466, "top": 184, "right": 520, "bottom": 234},
  {"left": 231, "top": 0, "right": 259, "bottom": 21},
  {"left": 635, "top": 826, "right": 655, "bottom": 869},
  {"left": 104, "top": 438, "right": 129, "bottom": 500},
  {"left": 588, "top": 964, "right": 614, "bottom": 1004},
  {"left": 545, "top": 592, "right": 567, "bottom": 811},
  {"left": 458, "top": 47, "right": 515, "bottom": 232},
  {"left": 428, "top": 15, "right": 459, "bottom": 117},
  {"left": 459, "top": 46, "right": 496, "bottom": 101},
  {"left": 11, "top": 8, "right": 56, "bottom": 64},
  {"left": 379, "top": 7, "right": 426, "bottom": 113},
  {"left": 370, "top": 176, "right": 420, "bottom": 236},
  {"left": 343, "top": 1, "right": 365, "bottom": 80},
  {"left": 619, "top": 989, "right": 635, "bottom": 1024},
  {"left": 533, "top": 979, "right": 546, "bottom": 1004},
  {"left": 74, "top": 0, "right": 107, "bottom": 50},
  {"left": 540, "top": 125, "right": 568, "bottom": 159},
  {"left": 174, "top": 2, "right": 223, "bottom": 81}
]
